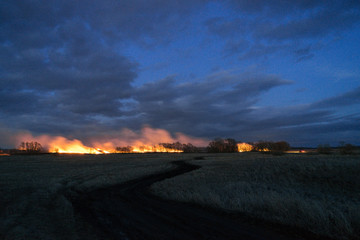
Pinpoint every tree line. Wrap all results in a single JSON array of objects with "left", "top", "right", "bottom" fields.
[
  {"left": 7, "top": 141, "right": 45, "bottom": 154},
  {"left": 206, "top": 138, "right": 290, "bottom": 154},
  {"left": 6, "top": 140, "right": 356, "bottom": 155},
  {"left": 115, "top": 139, "right": 291, "bottom": 154},
  {"left": 115, "top": 142, "right": 199, "bottom": 153}
]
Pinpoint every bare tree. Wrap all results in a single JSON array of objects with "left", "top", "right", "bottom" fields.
[
  {"left": 339, "top": 143, "right": 355, "bottom": 155},
  {"left": 18, "top": 141, "right": 43, "bottom": 153},
  {"left": 115, "top": 146, "right": 133, "bottom": 153},
  {"left": 207, "top": 138, "right": 238, "bottom": 153}
]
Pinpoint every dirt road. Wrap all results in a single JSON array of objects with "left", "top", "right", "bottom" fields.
[{"left": 69, "top": 160, "right": 326, "bottom": 240}]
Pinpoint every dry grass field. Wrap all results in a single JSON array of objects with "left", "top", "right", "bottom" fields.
[
  {"left": 1, "top": 153, "right": 359, "bottom": 240},
  {"left": 151, "top": 153, "right": 360, "bottom": 240},
  {"left": 0, "top": 154, "right": 179, "bottom": 240}
]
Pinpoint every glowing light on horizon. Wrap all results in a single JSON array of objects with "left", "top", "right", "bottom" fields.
[
  {"left": 14, "top": 126, "right": 206, "bottom": 154},
  {"left": 131, "top": 145, "right": 183, "bottom": 153},
  {"left": 237, "top": 142, "right": 253, "bottom": 152}
]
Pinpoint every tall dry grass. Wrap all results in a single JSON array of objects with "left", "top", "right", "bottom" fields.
[
  {"left": 0, "top": 154, "right": 178, "bottom": 240},
  {"left": 151, "top": 153, "right": 360, "bottom": 240}
]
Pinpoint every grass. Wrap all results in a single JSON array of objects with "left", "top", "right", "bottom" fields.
[
  {"left": 0, "top": 153, "right": 179, "bottom": 240},
  {"left": 1, "top": 153, "right": 359, "bottom": 240},
  {"left": 151, "top": 153, "right": 360, "bottom": 240}
]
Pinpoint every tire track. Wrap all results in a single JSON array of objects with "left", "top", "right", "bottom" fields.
[{"left": 68, "top": 160, "right": 324, "bottom": 240}]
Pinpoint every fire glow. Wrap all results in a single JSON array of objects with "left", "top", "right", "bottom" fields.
[
  {"left": 15, "top": 127, "right": 207, "bottom": 154},
  {"left": 39, "top": 137, "right": 111, "bottom": 154},
  {"left": 130, "top": 145, "right": 183, "bottom": 153},
  {"left": 237, "top": 142, "right": 254, "bottom": 152}
]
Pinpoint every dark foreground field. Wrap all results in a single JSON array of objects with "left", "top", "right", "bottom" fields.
[
  {"left": 70, "top": 160, "right": 321, "bottom": 240},
  {"left": 0, "top": 153, "right": 359, "bottom": 240}
]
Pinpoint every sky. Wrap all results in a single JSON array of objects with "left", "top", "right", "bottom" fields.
[{"left": 0, "top": 0, "right": 360, "bottom": 148}]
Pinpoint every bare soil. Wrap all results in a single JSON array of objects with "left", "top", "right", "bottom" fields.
[{"left": 68, "top": 160, "right": 333, "bottom": 240}]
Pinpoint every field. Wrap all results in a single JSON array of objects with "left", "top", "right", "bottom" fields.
[
  {"left": 152, "top": 153, "right": 360, "bottom": 240},
  {"left": 0, "top": 153, "right": 359, "bottom": 240},
  {"left": 0, "top": 154, "right": 178, "bottom": 240}
]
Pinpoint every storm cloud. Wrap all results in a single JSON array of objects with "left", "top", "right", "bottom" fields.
[{"left": 0, "top": 0, "right": 359, "bottom": 147}]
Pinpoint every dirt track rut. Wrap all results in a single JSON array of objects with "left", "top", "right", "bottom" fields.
[{"left": 69, "top": 160, "right": 324, "bottom": 240}]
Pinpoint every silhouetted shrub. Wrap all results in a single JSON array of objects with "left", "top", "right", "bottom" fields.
[{"left": 339, "top": 143, "right": 355, "bottom": 155}]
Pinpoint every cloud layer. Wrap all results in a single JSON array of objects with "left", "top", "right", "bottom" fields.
[{"left": 0, "top": 0, "right": 359, "bottom": 147}]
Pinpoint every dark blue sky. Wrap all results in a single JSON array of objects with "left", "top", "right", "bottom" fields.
[{"left": 1, "top": 0, "right": 359, "bottom": 147}]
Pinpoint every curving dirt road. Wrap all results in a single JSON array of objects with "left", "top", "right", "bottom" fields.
[{"left": 69, "top": 161, "right": 326, "bottom": 240}]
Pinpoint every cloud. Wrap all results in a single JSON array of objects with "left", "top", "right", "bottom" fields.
[
  {"left": 206, "top": 0, "right": 360, "bottom": 60},
  {"left": 0, "top": 0, "right": 143, "bottom": 125},
  {"left": 0, "top": 90, "right": 43, "bottom": 114},
  {"left": 0, "top": 124, "right": 209, "bottom": 150},
  {"left": 268, "top": 115, "right": 360, "bottom": 146},
  {"left": 205, "top": 17, "right": 250, "bottom": 38},
  {"left": 130, "top": 71, "right": 292, "bottom": 137},
  {"left": 0, "top": 45, "right": 138, "bottom": 116},
  {"left": 227, "top": 0, "right": 360, "bottom": 18},
  {"left": 312, "top": 87, "right": 360, "bottom": 109},
  {"left": 0, "top": 0, "right": 358, "bottom": 148},
  {"left": 227, "top": 0, "right": 326, "bottom": 15},
  {"left": 0, "top": 71, "right": 295, "bottom": 146},
  {"left": 0, "top": 0, "right": 207, "bottom": 46},
  {"left": 232, "top": 87, "right": 360, "bottom": 146},
  {"left": 259, "top": 8, "right": 360, "bottom": 41},
  {"left": 0, "top": 0, "right": 212, "bottom": 129}
]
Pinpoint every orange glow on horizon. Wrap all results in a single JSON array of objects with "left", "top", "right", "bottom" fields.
[
  {"left": 46, "top": 138, "right": 111, "bottom": 154},
  {"left": 237, "top": 142, "right": 253, "bottom": 152},
  {"left": 51, "top": 144, "right": 183, "bottom": 154},
  {"left": 14, "top": 127, "right": 206, "bottom": 154},
  {"left": 131, "top": 145, "right": 183, "bottom": 153},
  {"left": 48, "top": 142, "right": 183, "bottom": 154},
  {"left": 259, "top": 148, "right": 270, "bottom": 152}
]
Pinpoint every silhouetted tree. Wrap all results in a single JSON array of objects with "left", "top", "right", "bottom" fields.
[
  {"left": 18, "top": 141, "right": 43, "bottom": 153},
  {"left": 339, "top": 143, "right": 355, "bottom": 155},
  {"left": 158, "top": 142, "right": 201, "bottom": 152},
  {"left": 254, "top": 141, "right": 272, "bottom": 152},
  {"left": 273, "top": 141, "right": 290, "bottom": 152},
  {"left": 253, "top": 141, "right": 290, "bottom": 154},
  {"left": 172, "top": 142, "right": 182, "bottom": 151},
  {"left": 115, "top": 146, "right": 133, "bottom": 153},
  {"left": 159, "top": 143, "right": 171, "bottom": 149},
  {"left": 182, "top": 143, "right": 199, "bottom": 153},
  {"left": 271, "top": 141, "right": 290, "bottom": 155},
  {"left": 207, "top": 138, "right": 222, "bottom": 153},
  {"left": 207, "top": 138, "right": 238, "bottom": 153}
]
